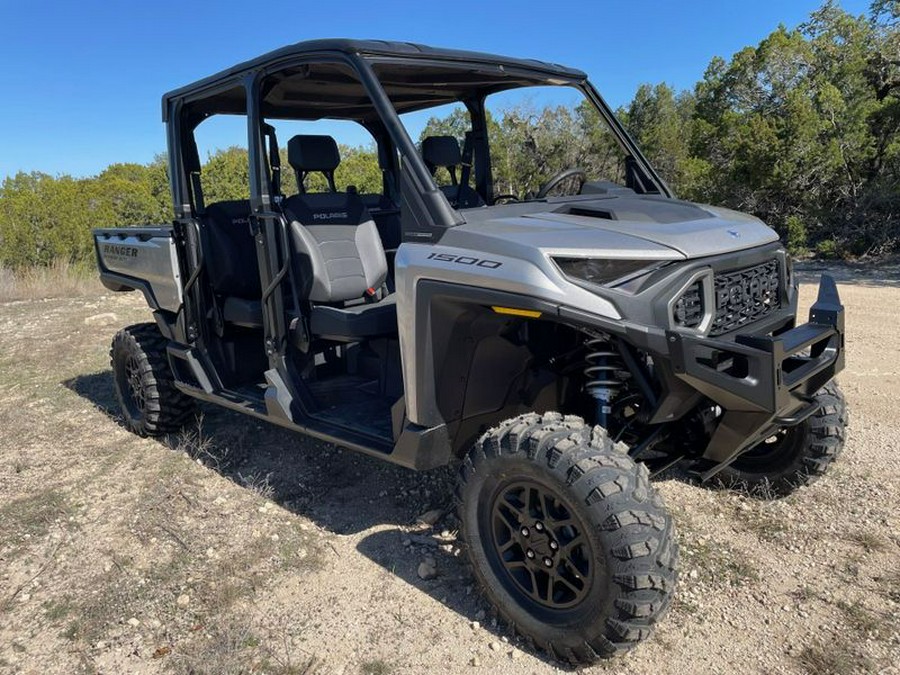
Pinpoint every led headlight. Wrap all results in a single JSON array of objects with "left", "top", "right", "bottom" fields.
[{"left": 552, "top": 257, "right": 653, "bottom": 286}]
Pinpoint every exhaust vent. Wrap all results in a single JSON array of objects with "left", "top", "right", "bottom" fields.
[{"left": 563, "top": 206, "right": 615, "bottom": 220}]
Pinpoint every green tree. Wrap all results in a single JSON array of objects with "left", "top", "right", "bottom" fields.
[
  {"left": 622, "top": 83, "right": 696, "bottom": 192},
  {"left": 201, "top": 147, "right": 251, "bottom": 203}
]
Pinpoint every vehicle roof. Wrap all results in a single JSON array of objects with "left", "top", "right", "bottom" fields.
[{"left": 162, "top": 38, "right": 587, "bottom": 106}]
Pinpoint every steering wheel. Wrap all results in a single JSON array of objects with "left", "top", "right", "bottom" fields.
[
  {"left": 492, "top": 194, "right": 520, "bottom": 205},
  {"left": 535, "top": 168, "right": 587, "bottom": 199}
]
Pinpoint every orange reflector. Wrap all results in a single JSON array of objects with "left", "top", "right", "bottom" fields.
[{"left": 491, "top": 306, "right": 542, "bottom": 318}]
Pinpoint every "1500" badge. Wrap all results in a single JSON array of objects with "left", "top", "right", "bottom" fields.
[{"left": 427, "top": 252, "right": 502, "bottom": 268}]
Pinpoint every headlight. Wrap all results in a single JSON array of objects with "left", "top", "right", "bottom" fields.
[{"left": 552, "top": 257, "right": 653, "bottom": 286}]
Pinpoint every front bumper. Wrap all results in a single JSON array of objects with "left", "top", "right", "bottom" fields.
[{"left": 666, "top": 274, "right": 844, "bottom": 471}]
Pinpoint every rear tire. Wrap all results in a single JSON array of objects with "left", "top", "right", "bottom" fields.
[
  {"left": 456, "top": 412, "right": 678, "bottom": 664},
  {"left": 715, "top": 381, "right": 848, "bottom": 497},
  {"left": 110, "top": 323, "right": 195, "bottom": 436}
]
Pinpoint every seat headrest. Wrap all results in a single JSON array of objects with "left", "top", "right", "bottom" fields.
[
  {"left": 421, "top": 136, "right": 461, "bottom": 168},
  {"left": 288, "top": 135, "right": 341, "bottom": 172}
]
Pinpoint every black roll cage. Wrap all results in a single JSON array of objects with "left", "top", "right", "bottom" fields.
[
  {"left": 161, "top": 46, "right": 672, "bottom": 381},
  {"left": 164, "top": 50, "right": 670, "bottom": 222}
]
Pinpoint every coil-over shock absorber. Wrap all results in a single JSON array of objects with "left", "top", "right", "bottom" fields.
[{"left": 584, "top": 334, "right": 629, "bottom": 429}]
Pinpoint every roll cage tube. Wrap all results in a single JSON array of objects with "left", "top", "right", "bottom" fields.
[
  {"left": 165, "top": 98, "right": 192, "bottom": 219},
  {"left": 579, "top": 80, "right": 672, "bottom": 198},
  {"left": 351, "top": 55, "right": 465, "bottom": 230}
]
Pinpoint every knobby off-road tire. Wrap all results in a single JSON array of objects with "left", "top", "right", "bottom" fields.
[
  {"left": 716, "top": 381, "right": 848, "bottom": 497},
  {"left": 110, "top": 323, "right": 195, "bottom": 436},
  {"left": 456, "top": 412, "right": 678, "bottom": 664}
]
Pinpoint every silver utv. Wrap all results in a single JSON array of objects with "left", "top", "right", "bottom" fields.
[{"left": 93, "top": 40, "right": 846, "bottom": 665}]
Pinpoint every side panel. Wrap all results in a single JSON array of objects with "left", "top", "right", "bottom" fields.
[
  {"left": 392, "top": 278, "right": 579, "bottom": 455},
  {"left": 394, "top": 241, "right": 622, "bottom": 427},
  {"left": 93, "top": 227, "right": 183, "bottom": 312}
]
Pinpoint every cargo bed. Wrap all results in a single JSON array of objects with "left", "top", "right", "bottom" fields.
[{"left": 93, "top": 226, "right": 182, "bottom": 312}]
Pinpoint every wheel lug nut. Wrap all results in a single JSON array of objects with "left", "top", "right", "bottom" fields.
[
  {"left": 543, "top": 557, "right": 553, "bottom": 568},
  {"left": 535, "top": 522, "right": 544, "bottom": 532},
  {"left": 549, "top": 541, "right": 558, "bottom": 551},
  {"left": 520, "top": 527, "right": 530, "bottom": 537},
  {"left": 526, "top": 549, "right": 535, "bottom": 559}
]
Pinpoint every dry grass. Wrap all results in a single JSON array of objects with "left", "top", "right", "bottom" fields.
[
  {"left": 879, "top": 569, "right": 900, "bottom": 604},
  {"left": 663, "top": 506, "right": 761, "bottom": 626},
  {"left": 0, "top": 489, "right": 74, "bottom": 558},
  {"left": 678, "top": 531, "right": 760, "bottom": 588},
  {"left": 0, "top": 260, "right": 101, "bottom": 302},
  {"left": 796, "top": 642, "right": 873, "bottom": 675},
  {"left": 847, "top": 530, "right": 889, "bottom": 553},
  {"left": 361, "top": 659, "right": 395, "bottom": 675},
  {"left": 733, "top": 503, "right": 791, "bottom": 543},
  {"left": 836, "top": 599, "right": 883, "bottom": 636}
]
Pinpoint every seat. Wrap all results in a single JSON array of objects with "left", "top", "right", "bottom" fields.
[
  {"left": 310, "top": 295, "right": 397, "bottom": 341},
  {"left": 421, "top": 135, "right": 485, "bottom": 209},
  {"left": 282, "top": 134, "right": 397, "bottom": 341},
  {"left": 201, "top": 200, "right": 271, "bottom": 330},
  {"left": 202, "top": 200, "right": 259, "bottom": 299}
]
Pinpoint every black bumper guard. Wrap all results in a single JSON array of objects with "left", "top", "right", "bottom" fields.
[{"left": 666, "top": 275, "right": 845, "bottom": 479}]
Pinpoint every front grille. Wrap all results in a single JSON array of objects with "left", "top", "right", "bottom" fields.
[
  {"left": 710, "top": 259, "right": 781, "bottom": 335},
  {"left": 672, "top": 259, "right": 781, "bottom": 335}
]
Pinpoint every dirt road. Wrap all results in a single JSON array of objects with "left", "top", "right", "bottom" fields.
[{"left": 0, "top": 277, "right": 897, "bottom": 674}]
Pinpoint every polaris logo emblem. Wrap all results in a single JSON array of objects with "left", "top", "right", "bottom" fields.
[
  {"left": 727, "top": 229, "right": 741, "bottom": 239},
  {"left": 312, "top": 212, "right": 348, "bottom": 220}
]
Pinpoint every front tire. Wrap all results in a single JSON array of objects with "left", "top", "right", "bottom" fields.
[
  {"left": 110, "top": 323, "right": 196, "bottom": 436},
  {"left": 456, "top": 412, "right": 678, "bottom": 664},
  {"left": 716, "top": 381, "right": 848, "bottom": 496}
]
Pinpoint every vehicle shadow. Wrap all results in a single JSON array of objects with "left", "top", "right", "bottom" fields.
[
  {"left": 63, "top": 369, "right": 456, "bottom": 535},
  {"left": 63, "top": 369, "right": 576, "bottom": 668},
  {"left": 65, "top": 370, "right": 120, "bottom": 417}
]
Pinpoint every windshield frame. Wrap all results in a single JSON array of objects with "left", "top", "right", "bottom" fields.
[{"left": 362, "top": 54, "right": 672, "bottom": 205}]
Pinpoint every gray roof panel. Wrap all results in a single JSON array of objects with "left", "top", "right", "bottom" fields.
[{"left": 162, "top": 38, "right": 586, "bottom": 108}]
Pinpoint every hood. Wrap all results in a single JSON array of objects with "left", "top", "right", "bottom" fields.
[
  {"left": 523, "top": 196, "right": 779, "bottom": 258},
  {"left": 455, "top": 195, "right": 779, "bottom": 259}
]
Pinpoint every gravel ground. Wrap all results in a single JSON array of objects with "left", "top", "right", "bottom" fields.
[{"left": 0, "top": 275, "right": 898, "bottom": 674}]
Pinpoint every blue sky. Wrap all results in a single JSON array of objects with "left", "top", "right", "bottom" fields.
[{"left": 0, "top": 0, "right": 871, "bottom": 180}]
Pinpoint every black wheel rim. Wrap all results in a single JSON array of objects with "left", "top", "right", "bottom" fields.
[
  {"left": 118, "top": 354, "right": 146, "bottom": 421},
  {"left": 733, "top": 425, "right": 806, "bottom": 471},
  {"left": 489, "top": 480, "right": 593, "bottom": 610}
]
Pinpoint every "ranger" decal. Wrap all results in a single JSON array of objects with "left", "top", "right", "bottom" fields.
[{"left": 103, "top": 244, "right": 138, "bottom": 258}]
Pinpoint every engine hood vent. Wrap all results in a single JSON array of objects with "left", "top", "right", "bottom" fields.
[{"left": 566, "top": 205, "right": 615, "bottom": 220}]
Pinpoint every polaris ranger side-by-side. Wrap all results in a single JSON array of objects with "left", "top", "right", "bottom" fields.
[{"left": 93, "top": 40, "right": 847, "bottom": 664}]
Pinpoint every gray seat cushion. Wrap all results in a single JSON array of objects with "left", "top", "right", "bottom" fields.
[
  {"left": 222, "top": 295, "right": 396, "bottom": 341},
  {"left": 283, "top": 191, "right": 388, "bottom": 303},
  {"left": 309, "top": 295, "right": 397, "bottom": 341}
]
